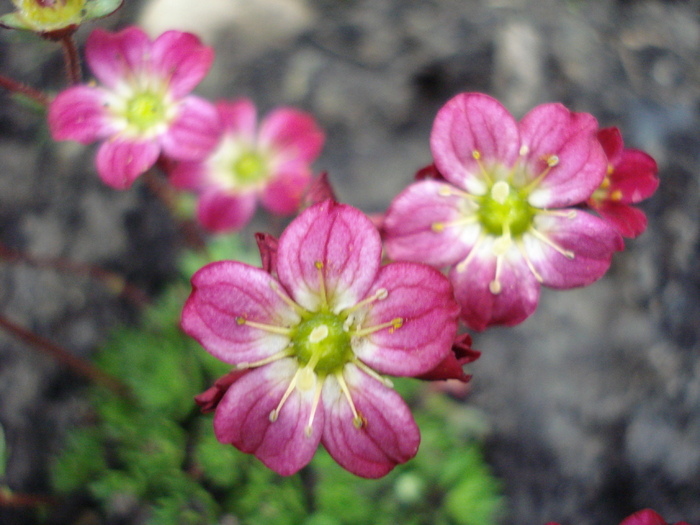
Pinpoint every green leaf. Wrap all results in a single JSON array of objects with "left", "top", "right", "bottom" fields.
[
  {"left": 51, "top": 427, "right": 107, "bottom": 493},
  {"left": 83, "top": 0, "right": 124, "bottom": 20},
  {"left": 0, "top": 423, "right": 7, "bottom": 479}
]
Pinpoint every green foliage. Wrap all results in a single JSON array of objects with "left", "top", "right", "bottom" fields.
[{"left": 51, "top": 237, "right": 504, "bottom": 524}]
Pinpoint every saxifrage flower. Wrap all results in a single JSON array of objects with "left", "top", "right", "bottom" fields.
[
  {"left": 48, "top": 26, "right": 220, "bottom": 189},
  {"left": 182, "top": 200, "right": 460, "bottom": 477},
  {"left": 169, "top": 98, "right": 324, "bottom": 232},
  {"left": 586, "top": 126, "right": 659, "bottom": 238},
  {"left": 545, "top": 508, "right": 690, "bottom": 525},
  {"left": 0, "top": 0, "right": 122, "bottom": 37},
  {"left": 383, "top": 93, "right": 623, "bottom": 331}
]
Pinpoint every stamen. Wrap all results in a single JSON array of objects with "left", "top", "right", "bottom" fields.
[
  {"left": 237, "top": 348, "right": 294, "bottom": 369},
  {"left": 489, "top": 254, "right": 504, "bottom": 294},
  {"left": 437, "top": 184, "right": 480, "bottom": 201},
  {"left": 521, "top": 153, "right": 560, "bottom": 194},
  {"left": 353, "top": 359, "right": 394, "bottom": 388},
  {"left": 519, "top": 145, "right": 530, "bottom": 156},
  {"left": 315, "top": 261, "right": 329, "bottom": 308},
  {"left": 269, "top": 370, "right": 300, "bottom": 422},
  {"left": 336, "top": 372, "right": 365, "bottom": 429},
  {"left": 610, "top": 190, "right": 623, "bottom": 201},
  {"left": 456, "top": 233, "right": 486, "bottom": 273},
  {"left": 305, "top": 378, "right": 325, "bottom": 437},
  {"left": 343, "top": 288, "right": 389, "bottom": 315},
  {"left": 235, "top": 317, "right": 292, "bottom": 336},
  {"left": 352, "top": 318, "right": 403, "bottom": 338},
  {"left": 529, "top": 228, "right": 575, "bottom": 259},
  {"left": 472, "top": 150, "right": 493, "bottom": 185},
  {"left": 515, "top": 239, "right": 544, "bottom": 283},
  {"left": 431, "top": 215, "right": 479, "bottom": 233},
  {"left": 538, "top": 209, "right": 577, "bottom": 219},
  {"left": 269, "top": 281, "right": 308, "bottom": 316}
]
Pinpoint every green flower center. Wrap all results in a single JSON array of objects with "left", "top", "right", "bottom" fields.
[
  {"left": 16, "top": 0, "right": 86, "bottom": 30},
  {"left": 125, "top": 92, "right": 167, "bottom": 133},
  {"left": 478, "top": 180, "right": 534, "bottom": 237},
  {"left": 292, "top": 312, "right": 352, "bottom": 375},
  {"left": 232, "top": 151, "right": 267, "bottom": 186}
]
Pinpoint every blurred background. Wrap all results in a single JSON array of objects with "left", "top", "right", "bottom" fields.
[{"left": 1, "top": 0, "right": 699, "bottom": 523}]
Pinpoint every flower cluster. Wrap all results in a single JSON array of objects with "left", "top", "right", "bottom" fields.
[
  {"left": 382, "top": 92, "right": 657, "bottom": 331},
  {"left": 182, "top": 200, "right": 460, "bottom": 477}
]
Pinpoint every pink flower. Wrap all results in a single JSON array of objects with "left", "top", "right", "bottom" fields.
[
  {"left": 586, "top": 127, "right": 659, "bottom": 238},
  {"left": 383, "top": 93, "right": 623, "bottom": 331},
  {"left": 169, "top": 99, "right": 324, "bottom": 232},
  {"left": 546, "top": 508, "right": 690, "bottom": 525},
  {"left": 182, "top": 200, "right": 459, "bottom": 477},
  {"left": 48, "top": 26, "right": 221, "bottom": 189}
]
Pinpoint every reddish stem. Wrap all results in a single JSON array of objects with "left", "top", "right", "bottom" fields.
[
  {"left": 0, "top": 314, "right": 131, "bottom": 399},
  {"left": 0, "top": 242, "right": 150, "bottom": 308},
  {"left": 59, "top": 33, "right": 82, "bottom": 84},
  {"left": 0, "top": 488, "right": 57, "bottom": 508},
  {"left": 0, "top": 73, "right": 50, "bottom": 107}
]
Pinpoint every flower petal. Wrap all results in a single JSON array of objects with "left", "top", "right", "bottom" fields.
[
  {"left": 95, "top": 137, "right": 160, "bottom": 189},
  {"left": 619, "top": 509, "right": 668, "bottom": 525},
  {"left": 259, "top": 108, "right": 325, "bottom": 163},
  {"left": 449, "top": 239, "right": 541, "bottom": 331},
  {"left": 214, "top": 359, "right": 323, "bottom": 476},
  {"left": 151, "top": 30, "right": 214, "bottom": 98},
  {"left": 610, "top": 149, "right": 659, "bottom": 203},
  {"left": 430, "top": 92, "right": 520, "bottom": 195},
  {"left": 321, "top": 364, "right": 420, "bottom": 478},
  {"left": 85, "top": 26, "right": 152, "bottom": 89},
  {"left": 182, "top": 260, "right": 300, "bottom": 365},
  {"left": 168, "top": 160, "right": 207, "bottom": 190},
  {"left": 260, "top": 161, "right": 312, "bottom": 215},
  {"left": 525, "top": 210, "right": 624, "bottom": 289},
  {"left": 519, "top": 103, "right": 607, "bottom": 208},
  {"left": 383, "top": 180, "right": 478, "bottom": 268},
  {"left": 196, "top": 189, "right": 258, "bottom": 233},
  {"left": 161, "top": 96, "right": 221, "bottom": 161},
  {"left": 594, "top": 201, "right": 648, "bottom": 238},
  {"left": 277, "top": 201, "right": 382, "bottom": 312},
  {"left": 218, "top": 99, "right": 257, "bottom": 140},
  {"left": 49, "top": 86, "right": 114, "bottom": 143},
  {"left": 352, "top": 262, "right": 459, "bottom": 376}
]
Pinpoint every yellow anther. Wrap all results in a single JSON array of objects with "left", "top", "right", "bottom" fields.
[
  {"left": 432, "top": 222, "right": 445, "bottom": 232},
  {"left": 546, "top": 155, "right": 559, "bottom": 167},
  {"left": 610, "top": 190, "right": 623, "bottom": 201},
  {"left": 519, "top": 145, "right": 530, "bottom": 156},
  {"left": 315, "top": 261, "right": 323, "bottom": 270},
  {"left": 607, "top": 164, "right": 614, "bottom": 176},
  {"left": 472, "top": 150, "right": 481, "bottom": 160},
  {"left": 236, "top": 317, "right": 246, "bottom": 325},
  {"left": 489, "top": 280, "right": 502, "bottom": 294},
  {"left": 438, "top": 185, "right": 453, "bottom": 197}
]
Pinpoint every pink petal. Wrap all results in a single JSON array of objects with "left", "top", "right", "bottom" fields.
[
  {"left": 196, "top": 189, "right": 258, "bottom": 233},
  {"left": 195, "top": 369, "right": 249, "bottom": 413},
  {"left": 597, "top": 126, "right": 624, "bottom": 165},
  {"left": 217, "top": 99, "right": 257, "bottom": 140},
  {"left": 430, "top": 92, "right": 520, "bottom": 195},
  {"left": 260, "top": 161, "right": 312, "bottom": 215},
  {"left": 525, "top": 210, "right": 624, "bottom": 289},
  {"left": 151, "top": 30, "right": 214, "bottom": 98},
  {"left": 95, "top": 137, "right": 160, "bottom": 189},
  {"left": 85, "top": 26, "right": 151, "bottom": 89},
  {"left": 416, "top": 333, "right": 481, "bottom": 382},
  {"left": 594, "top": 202, "right": 648, "bottom": 239},
  {"left": 160, "top": 96, "right": 221, "bottom": 161},
  {"left": 259, "top": 108, "right": 325, "bottom": 163},
  {"left": 352, "top": 262, "right": 459, "bottom": 377},
  {"left": 519, "top": 103, "right": 607, "bottom": 208},
  {"left": 276, "top": 201, "right": 382, "bottom": 312},
  {"left": 620, "top": 509, "right": 668, "bottom": 525},
  {"left": 182, "top": 261, "right": 300, "bottom": 365},
  {"left": 449, "top": 240, "right": 541, "bottom": 331},
  {"left": 321, "top": 364, "right": 420, "bottom": 478},
  {"left": 611, "top": 149, "right": 659, "bottom": 203},
  {"left": 383, "top": 180, "right": 477, "bottom": 268},
  {"left": 49, "top": 86, "right": 114, "bottom": 144},
  {"left": 168, "top": 160, "right": 207, "bottom": 191},
  {"left": 255, "top": 233, "right": 279, "bottom": 276},
  {"left": 214, "top": 359, "right": 323, "bottom": 476}
]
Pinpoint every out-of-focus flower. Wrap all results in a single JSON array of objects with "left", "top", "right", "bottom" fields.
[
  {"left": 586, "top": 127, "right": 659, "bottom": 238},
  {"left": 182, "top": 200, "right": 459, "bottom": 477},
  {"left": 546, "top": 508, "right": 690, "bottom": 525},
  {"left": 169, "top": 99, "right": 324, "bottom": 233},
  {"left": 1, "top": 0, "right": 123, "bottom": 38},
  {"left": 383, "top": 92, "right": 623, "bottom": 331},
  {"left": 48, "top": 26, "right": 220, "bottom": 189}
]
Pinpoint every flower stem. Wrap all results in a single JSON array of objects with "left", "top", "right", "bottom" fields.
[
  {"left": 0, "top": 487, "right": 57, "bottom": 508},
  {"left": 0, "top": 242, "right": 150, "bottom": 308},
  {"left": 0, "top": 73, "right": 50, "bottom": 107},
  {"left": 59, "top": 33, "right": 82, "bottom": 84},
  {"left": 0, "top": 314, "right": 132, "bottom": 399}
]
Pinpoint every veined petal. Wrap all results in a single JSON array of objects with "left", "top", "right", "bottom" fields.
[
  {"left": 449, "top": 239, "right": 541, "bottom": 331},
  {"left": 259, "top": 108, "right": 325, "bottom": 163},
  {"left": 383, "top": 180, "right": 478, "bottom": 268},
  {"left": 49, "top": 86, "right": 114, "bottom": 144},
  {"left": 321, "top": 364, "right": 420, "bottom": 478},
  {"left": 597, "top": 127, "right": 624, "bottom": 164},
  {"left": 95, "top": 137, "right": 160, "bottom": 189},
  {"left": 352, "top": 262, "right": 459, "bottom": 377},
  {"left": 85, "top": 26, "right": 152, "bottom": 89},
  {"left": 525, "top": 211, "right": 624, "bottom": 289},
  {"left": 594, "top": 201, "right": 648, "bottom": 238},
  {"left": 520, "top": 103, "right": 607, "bottom": 208},
  {"left": 182, "top": 260, "right": 300, "bottom": 365},
  {"left": 196, "top": 189, "right": 258, "bottom": 233},
  {"left": 277, "top": 201, "right": 382, "bottom": 312},
  {"left": 217, "top": 99, "right": 257, "bottom": 140},
  {"left": 160, "top": 96, "right": 221, "bottom": 161},
  {"left": 151, "top": 30, "right": 214, "bottom": 98},
  {"left": 260, "top": 161, "right": 312, "bottom": 215},
  {"left": 610, "top": 149, "right": 659, "bottom": 203},
  {"left": 214, "top": 359, "right": 323, "bottom": 476},
  {"left": 431, "top": 92, "right": 520, "bottom": 195}
]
